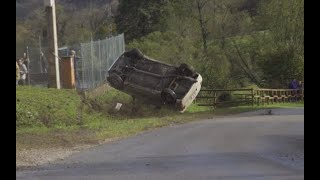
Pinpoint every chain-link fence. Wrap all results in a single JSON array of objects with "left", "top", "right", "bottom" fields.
[
  {"left": 20, "top": 46, "right": 48, "bottom": 87},
  {"left": 79, "top": 34, "right": 125, "bottom": 89},
  {"left": 23, "top": 34, "right": 125, "bottom": 90}
]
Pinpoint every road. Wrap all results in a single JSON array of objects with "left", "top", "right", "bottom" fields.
[{"left": 16, "top": 108, "right": 304, "bottom": 180}]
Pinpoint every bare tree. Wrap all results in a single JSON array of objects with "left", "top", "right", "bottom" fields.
[{"left": 195, "top": 0, "right": 210, "bottom": 54}]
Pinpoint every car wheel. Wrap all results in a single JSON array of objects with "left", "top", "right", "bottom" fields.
[
  {"left": 161, "top": 88, "right": 177, "bottom": 105},
  {"left": 178, "top": 63, "right": 194, "bottom": 77},
  {"left": 107, "top": 74, "right": 124, "bottom": 89}
]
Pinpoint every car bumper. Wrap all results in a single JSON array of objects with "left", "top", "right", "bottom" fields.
[{"left": 176, "top": 74, "right": 203, "bottom": 112}]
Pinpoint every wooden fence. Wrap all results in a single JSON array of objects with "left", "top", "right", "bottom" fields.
[{"left": 195, "top": 88, "right": 304, "bottom": 108}]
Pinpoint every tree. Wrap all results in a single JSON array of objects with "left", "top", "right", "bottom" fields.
[
  {"left": 127, "top": 31, "right": 197, "bottom": 66},
  {"left": 255, "top": 0, "right": 304, "bottom": 87},
  {"left": 16, "top": 22, "right": 37, "bottom": 58},
  {"left": 115, "top": 0, "right": 169, "bottom": 42},
  {"left": 195, "top": 0, "right": 210, "bottom": 53}
]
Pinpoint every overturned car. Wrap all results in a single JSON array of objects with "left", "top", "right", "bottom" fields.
[{"left": 106, "top": 48, "right": 202, "bottom": 112}]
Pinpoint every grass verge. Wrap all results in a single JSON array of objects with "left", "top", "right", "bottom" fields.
[{"left": 16, "top": 86, "right": 304, "bottom": 150}]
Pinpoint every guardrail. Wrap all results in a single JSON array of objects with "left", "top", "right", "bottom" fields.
[
  {"left": 195, "top": 88, "right": 304, "bottom": 108},
  {"left": 254, "top": 88, "right": 304, "bottom": 106}
]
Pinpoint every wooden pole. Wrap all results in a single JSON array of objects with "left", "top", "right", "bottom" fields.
[
  {"left": 251, "top": 88, "right": 254, "bottom": 106},
  {"left": 45, "top": 0, "right": 60, "bottom": 89}
]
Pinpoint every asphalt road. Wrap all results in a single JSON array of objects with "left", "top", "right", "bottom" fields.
[{"left": 16, "top": 108, "right": 304, "bottom": 180}]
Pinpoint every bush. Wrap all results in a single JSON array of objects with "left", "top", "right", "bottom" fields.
[{"left": 217, "top": 92, "right": 233, "bottom": 102}]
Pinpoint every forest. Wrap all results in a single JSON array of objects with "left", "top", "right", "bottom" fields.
[{"left": 16, "top": 0, "right": 304, "bottom": 89}]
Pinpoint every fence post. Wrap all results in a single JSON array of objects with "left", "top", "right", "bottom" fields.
[
  {"left": 251, "top": 88, "right": 254, "bottom": 106},
  {"left": 98, "top": 39, "right": 102, "bottom": 83},
  {"left": 26, "top": 46, "right": 31, "bottom": 85},
  {"left": 90, "top": 38, "right": 94, "bottom": 88},
  {"left": 213, "top": 91, "right": 217, "bottom": 108},
  {"left": 257, "top": 89, "right": 260, "bottom": 106}
]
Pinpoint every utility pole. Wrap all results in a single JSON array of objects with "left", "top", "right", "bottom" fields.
[
  {"left": 45, "top": 0, "right": 60, "bottom": 89},
  {"left": 39, "top": 35, "right": 43, "bottom": 73},
  {"left": 26, "top": 46, "right": 30, "bottom": 85}
]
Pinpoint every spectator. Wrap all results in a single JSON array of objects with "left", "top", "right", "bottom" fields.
[
  {"left": 70, "top": 49, "right": 80, "bottom": 88},
  {"left": 297, "top": 81, "right": 304, "bottom": 100},
  {"left": 289, "top": 79, "right": 298, "bottom": 89},
  {"left": 288, "top": 79, "right": 299, "bottom": 101},
  {"left": 22, "top": 52, "right": 30, "bottom": 84},
  {"left": 40, "top": 52, "right": 48, "bottom": 73},
  {"left": 298, "top": 81, "right": 303, "bottom": 89},
  {"left": 22, "top": 53, "right": 30, "bottom": 70},
  {"left": 19, "top": 59, "right": 28, "bottom": 85},
  {"left": 16, "top": 60, "right": 20, "bottom": 85}
]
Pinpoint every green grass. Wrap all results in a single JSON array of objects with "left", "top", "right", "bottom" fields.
[
  {"left": 16, "top": 86, "right": 304, "bottom": 150},
  {"left": 16, "top": 86, "right": 81, "bottom": 128},
  {"left": 185, "top": 104, "right": 212, "bottom": 113}
]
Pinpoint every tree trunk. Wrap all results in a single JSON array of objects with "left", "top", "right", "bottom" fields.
[{"left": 196, "top": 0, "right": 208, "bottom": 54}]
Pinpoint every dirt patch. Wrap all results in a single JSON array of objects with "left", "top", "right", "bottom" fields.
[
  {"left": 16, "top": 145, "right": 92, "bottom": 169},
  {"left": 16, "top": 137, "right": 122, "bottom": 169},
  {"left": 16, "top": 129, "right": 103, "bottom": 169}
]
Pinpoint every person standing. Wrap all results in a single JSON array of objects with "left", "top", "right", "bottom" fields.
[
  {"left": 40, "top": 52, "right": 48, "bottom": 73},
  {"left": 289, "top": 79, "right": 298, "bottom": 89},
  {"left": 23, "top": 52, "right": 30, "bottom": 85},
  {"left": 19, "top": 59, "right": 28, "bottom": 85},
  {"left": 297, "top": 81, "right": 304, "bottom": 101},
  {"left": 16, "top": 60, "right": 20, "bottom": 85},
  {"left": 71, "top": 50, "right": 80, "bottom": 88},
  {"left": 298, "top": 81, "right": 303, "bottom": 89}
]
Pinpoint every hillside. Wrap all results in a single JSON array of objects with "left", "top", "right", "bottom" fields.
[
  {"left": 16, "top": 0, "right": 116, "bottom": 20},
  {"left": 16, "top": 0, "right": 304, "bottom": 89}
]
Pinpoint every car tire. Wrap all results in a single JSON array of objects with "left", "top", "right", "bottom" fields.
[
  {"left": 178, "top": 63, "right": 194, "bottom": 77},
  {"left": 107, "top": 73, "right": 124, "bottom": 89},
  {"left": 161, "top": 88, "right": 177, "bottom": 105}
]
